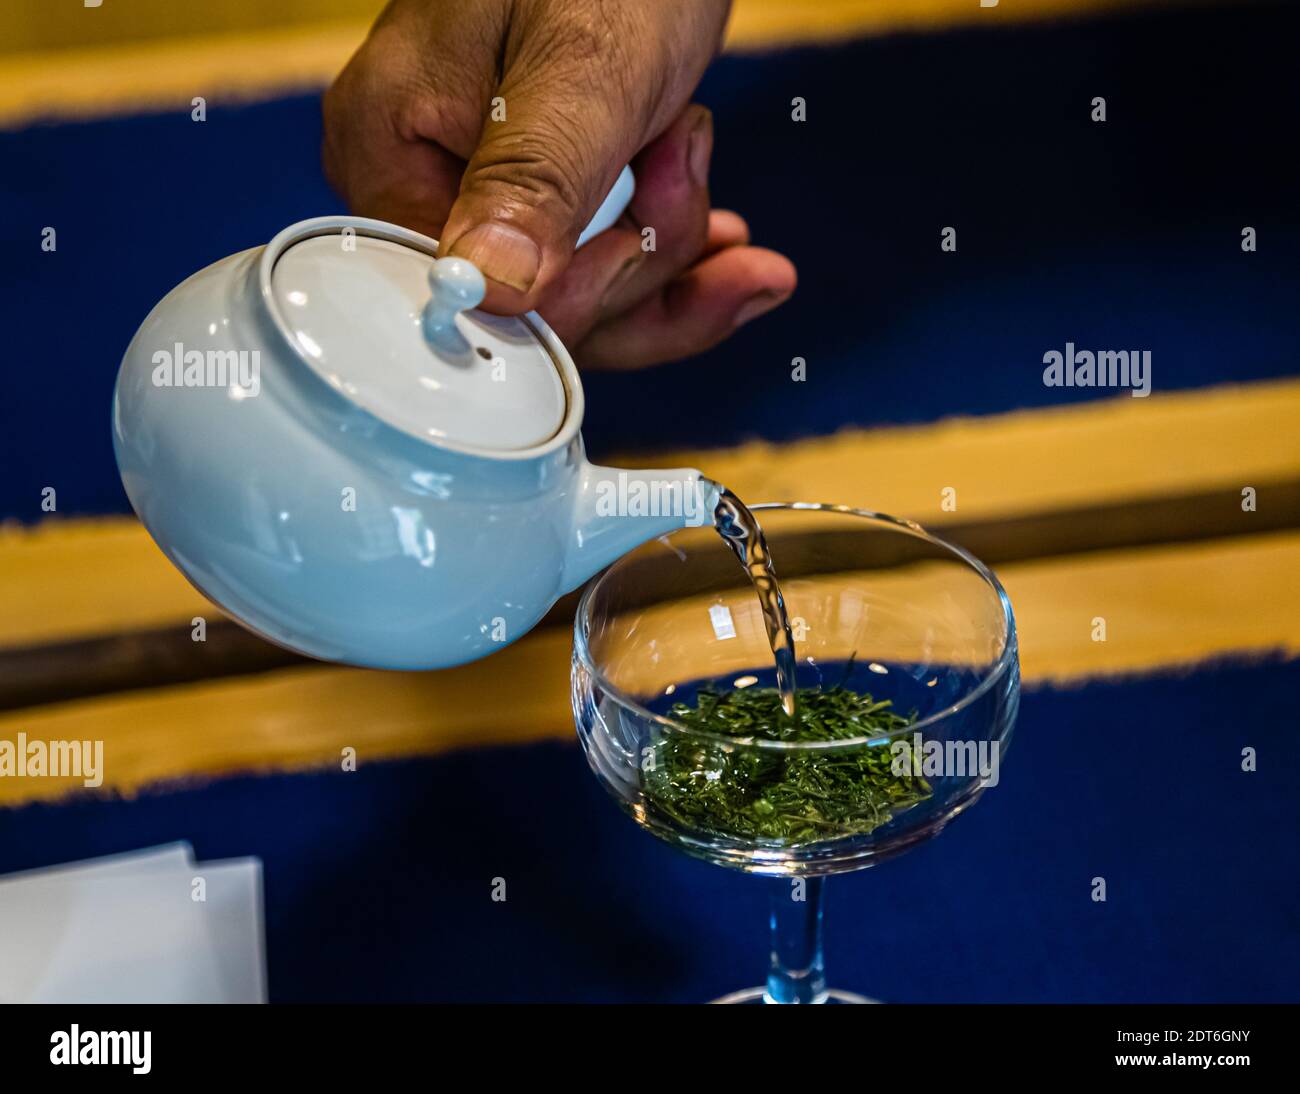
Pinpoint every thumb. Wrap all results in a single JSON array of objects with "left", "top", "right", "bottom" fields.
[{"left": 438, "top": 56, "right": 648, "bottom": 312}]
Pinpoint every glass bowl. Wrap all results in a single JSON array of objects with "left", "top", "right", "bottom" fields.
[{"left": 571, "top": 503, "right": 1019, "bottom": 1002}]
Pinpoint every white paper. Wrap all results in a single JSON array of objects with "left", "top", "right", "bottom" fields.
[
  {"left": 0, "top": 844, "right": 266, "bottom": 1004},
  {"left": 0, "top": 841, "right": 192, "bottom": 890},
  {"left": 194, "top": 858, "right": 267, "bottom": 1003}
]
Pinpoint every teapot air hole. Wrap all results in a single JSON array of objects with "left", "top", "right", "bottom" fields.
[{"left": 476, "top": 346, "right": 493, "bottom": 361}]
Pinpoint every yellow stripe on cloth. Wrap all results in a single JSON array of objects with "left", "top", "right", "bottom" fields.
[
  {"left": 0, "top": 518, "right": 213, "bottom": 649},
  {"left": 2, "top": 529, "right": 1297, "bottom": 807},
  {"left": 0, "top": 22, "right": 365, "bottom": 127},
  {"left": 0, "top": 0, "right": 1198, "bottom": 126},
  {"left": 628, "top": 378, "right": 1300, "bottom": 523},
  {"left": 2, "top": 378, "right": 1296, "bottom": 651},
  {"left": 724, "top": 0, "right": 1183, "bottom": 49}
]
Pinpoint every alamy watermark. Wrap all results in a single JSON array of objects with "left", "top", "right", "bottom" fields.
[
  {"left": 0, "top": 734, "right": 103, "bottom": 788},
  {"left": 152, "top": 342, "right": 260, "bottom": 397},
  {"left": 890, "top": 734, "right": 1000, "bottom": 788},
  {"left": 594, "top": 472, "right": 711, "bottom": 527},
  {"left": 50, "top": 1026, "right": 150, "bottom": 1075},
  {"left": 1043, "top": 343, "right": 1151, "bottom": 397}
]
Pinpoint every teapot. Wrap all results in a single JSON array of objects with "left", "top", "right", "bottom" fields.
[{"left": 112, "top": 170, "right": 718, "bottom": 669}]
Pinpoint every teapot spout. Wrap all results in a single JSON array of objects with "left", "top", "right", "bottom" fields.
[{"left": 561, "top": 464, "right": 720, "bottom": 593}]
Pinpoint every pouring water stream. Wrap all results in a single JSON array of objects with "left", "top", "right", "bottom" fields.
[{"left": 710, "top": 486, "right": 799, "bottom": 718}]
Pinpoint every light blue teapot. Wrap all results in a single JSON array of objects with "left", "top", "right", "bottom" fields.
[{"left": 113, "top": 171, "right": 718, "bottom": 669}]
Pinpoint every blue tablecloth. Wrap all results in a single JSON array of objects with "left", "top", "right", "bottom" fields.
[{"left": 1, "top": 657, "right": 1294, "bottom": 1002}]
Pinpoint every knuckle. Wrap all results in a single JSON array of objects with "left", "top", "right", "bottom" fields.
[
  {"left": 527, "top": 4, "right": 623, "bottom": 67},
  {"left": 512, "top": 5, "right": 650, "bottom": 124},
  {"left": 471, "top": 127, "right": 592, "bottom": 217}
]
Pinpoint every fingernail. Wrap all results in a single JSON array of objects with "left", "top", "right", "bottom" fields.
[
  {"left": 447, "top": 223, "right": 541, "bottom": 293},
  {"left": 687, "top": 108, "right": 713, "bottom": 189},
  {"left": 599, "top": 252, "right": 647, "bottom": 310},
  {"left": 733, "top": 290, "right": 787, "bottom": 329}
]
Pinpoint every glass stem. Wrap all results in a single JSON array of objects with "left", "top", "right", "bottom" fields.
[{"left": 765, "top": 876, "right": 828, "bottom": 1004}]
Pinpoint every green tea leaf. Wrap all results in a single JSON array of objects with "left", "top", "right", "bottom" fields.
[{"left": 644, "top": 685, "right": 930, "bottom": 845}]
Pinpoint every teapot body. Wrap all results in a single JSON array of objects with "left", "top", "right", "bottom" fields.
[{"left": 113, "top": 218, "right": 711, "bottom": 669}]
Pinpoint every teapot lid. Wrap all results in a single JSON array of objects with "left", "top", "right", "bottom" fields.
[{"left": 263, "top": 220, "right": 571, "bottom": 453}]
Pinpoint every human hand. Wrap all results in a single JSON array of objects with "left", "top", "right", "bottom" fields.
[{"left": 323, "top": 0, "right": 796, "bottom": 368}]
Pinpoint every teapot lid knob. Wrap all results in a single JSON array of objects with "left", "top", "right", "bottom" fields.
[{"left": 421, "top": 257, "right": 487, "bottom": 352}]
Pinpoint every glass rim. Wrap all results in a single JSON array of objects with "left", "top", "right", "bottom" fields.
[{"left": 572, "top": 502, "right": 1019, "bottom": 753}]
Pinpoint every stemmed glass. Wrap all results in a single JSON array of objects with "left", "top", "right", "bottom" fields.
[{"left": 572, "top": 504, "right": 1019, "bottom": 1003}]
